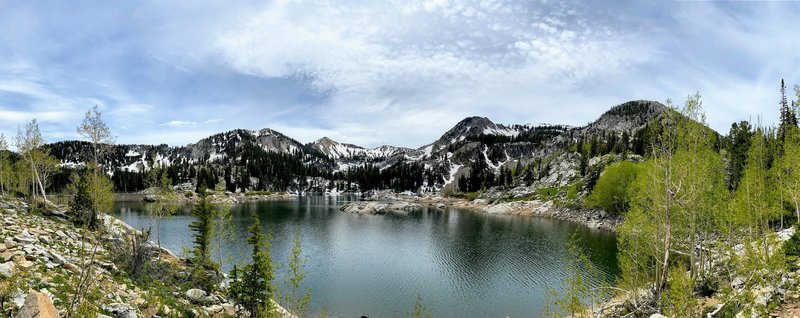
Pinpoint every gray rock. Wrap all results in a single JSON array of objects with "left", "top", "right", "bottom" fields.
[
  {"left": 185, "top": 288, "right": 207, "bottom": 304},
  {"left": 104, "top": 303, "right": 137, "bottom": 318},
  {"left": 732, "top": 276, "right": 745, "bottom": 289},
  {"left": 14, "top": 230, "right": 37, "bottom": 245},
  {"left": 11, "top": 291, "right": 26, "bottom": 309},
  {"left": 205, "top": 305, "right": 223, "bottom": 314},
  {"left": 339, "top": 201, "right": 422, "bottom": 215},
  {"left": 0, "top": 261, "right": 15, "bottom": 278},
  {"left": 50, "top": 251, "right": 67, "bottom": 265},
  {"left": 649, "top": 314, "right": 667, "bottom": 318}
]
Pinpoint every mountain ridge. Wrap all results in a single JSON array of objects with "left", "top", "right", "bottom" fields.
[{"left": 42, "top": 99, "right": 682, "bottom": 193}]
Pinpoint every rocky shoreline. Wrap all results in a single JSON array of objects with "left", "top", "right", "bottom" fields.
[
  {"left": 355, "top": 191, "right": 621, "bottom": 231},
  {"left": 0, "top": 196, "right": 294, "bottom": 318},
  {"left": 136, "top": 190, "right": 298, "bottom": 205}
]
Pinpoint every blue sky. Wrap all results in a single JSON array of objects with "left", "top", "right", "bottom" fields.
[{"left": 1, "top": 0, "right": 799, "bottom": 149}]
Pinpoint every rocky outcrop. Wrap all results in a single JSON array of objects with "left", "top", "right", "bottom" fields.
[
  {"left": 339, "top": 201, "right": 422, "bottom": 215},
  {"left": 1, "top": 196, "right": 295, "bottom": 318},
  {"left": 481, "top": 200, "right": 620, "bottom": 231},
  {"left": 16, "top": 291, "right": 59, "bottom": 318}
]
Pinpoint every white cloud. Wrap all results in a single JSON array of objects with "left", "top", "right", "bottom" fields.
[{"left": 212, "top": 0, "right": 654, "bottom": 146}]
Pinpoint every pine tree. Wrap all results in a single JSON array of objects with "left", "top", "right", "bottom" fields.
[
  {"left": 780, "top": 79, "right": 798, "bottom": 139},
  {"left": 189, "top": 187, "right": 218, "bottom": 291},
  {"left": 229, "top": 215, "right": 275, "bottom": 317}
]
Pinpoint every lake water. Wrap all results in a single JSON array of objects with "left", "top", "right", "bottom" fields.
[{"left": 113, "top": 196, "right": 618, "bottom": 318}]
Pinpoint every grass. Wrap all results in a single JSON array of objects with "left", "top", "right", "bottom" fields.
[
  {"left": 450, "top": 191, "right": 480, "bottom": 201},
  {"left": 245, "top": 191, "right": 273, "bottom": 196}
]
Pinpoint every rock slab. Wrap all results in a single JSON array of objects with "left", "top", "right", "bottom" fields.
[{"left": 16, "top": 291, "right": 59, "bottom": 318}]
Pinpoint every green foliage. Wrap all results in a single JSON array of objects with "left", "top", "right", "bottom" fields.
[
  {"left": 149, "top": 170, "right": 180, "bottom": 249},
  {"left": 68, "top": 166, "right": 115, "bottom": 229},
  {"left": 281, "top": 229, "right": 311, "bottom": 317},
  {"left": 544, "top": 233, "right": 602, "bottom": 318},
  {"left": 229, "top": 215, "right": 275, "bottom": 317},
  {"left": 661, "top": 268, "right": 699, "bottom": 318},
  {"left": 585, "top": 161, "right": 642, "bottom": 215},
  {"left": 407, "top": 295, "right": 431, "bottom": 318},
  {"left": 776, "top": 126, "right": 800, "bottom": 223},
  {"left": 618, "top": 93, "right": 728, "bottom": 304},
  {"left": 724, "top": 121, "right": 753, "bottom": 190},
  {"left": 189, "top": 188, "right": 219, "bottom": 291},
  {"left": 784, "top": 227, "right": 800, "bottom": 270}
]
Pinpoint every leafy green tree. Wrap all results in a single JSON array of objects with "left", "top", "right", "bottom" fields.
[
  {"left": 585, "top": 161, "right": 642, "bottom": 216},
  {"left": 149, "top": 171, "right": 179, "bottom": 250},
  {"left": 212, "top": 201, "right": 235, "bottom": 268},
  {"left": 660, "top": 268, "right": 698, "bottom": 317},
  {"left": 618, "top": 93, "right": 726, "bottom": 304},
  {"left": 76, "top": 106, "right": 117, "bottom": 228},
  {"left": 544, "top": 233, "right": 602, "bottom": 318},
  {"left": 14, "top": 119, "right": 51, "bottom": 202},
  {"left": 776, "top": 126, "right": 800, "bottom": 222},
  {"left": 281, "top": 229, "right": 311, "bottom": 317},
  {"left": 229, "top": 214, "right": 275, "bottom": 317},
  {"left": 730, "top": 128, "right": 779, "bottom": 244}
]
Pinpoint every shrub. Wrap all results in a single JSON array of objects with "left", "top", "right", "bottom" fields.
[
  {"left": 784, "top": 226, "right": 800, "bottom": 270},
  {"left": 585, "top": 161, "right": 642, "bottom": 216}
]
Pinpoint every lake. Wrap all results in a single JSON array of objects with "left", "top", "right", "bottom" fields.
[{"left": 113, "top": 196, "right": 618, "bottom": 318}]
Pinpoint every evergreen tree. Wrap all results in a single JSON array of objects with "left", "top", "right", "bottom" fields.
[
  {"left": 780, "top": 79, "right": 798, "bottom": 139},
  {"left": 189, "top": 187, "right": 218, "bottom": 291},
  {"left": 229, "top": 215, "right": 275, "bottom": 317},
  {"left": 725, "top": 121, "right": 753, "bottom": 190}
]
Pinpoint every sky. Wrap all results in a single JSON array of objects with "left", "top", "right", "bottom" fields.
[{"left": 1, "top": 0, "right": 799, "bottom": 149}]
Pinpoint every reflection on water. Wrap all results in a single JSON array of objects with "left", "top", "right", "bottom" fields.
[{"left": 114, "top": 196, "right": 618, "bottom": 318}]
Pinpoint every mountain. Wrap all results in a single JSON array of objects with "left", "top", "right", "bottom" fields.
[
  {"left": 309, "top": 137, "right": 412, "bottom": 171},
  {"left": 44, "top": 100, "right": 682, "bottom": 194}
]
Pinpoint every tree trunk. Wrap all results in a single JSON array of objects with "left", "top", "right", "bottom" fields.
[
  {"left": 34, "top": 167, "right": 47, "bottom": 203},
  {"left": 659, "top": 168, "right": 672, "bottom": 296}
]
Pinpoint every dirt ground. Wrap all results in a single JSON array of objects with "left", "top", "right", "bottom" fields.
[{"left": 772, "top": 301, "right": 800, "bottom": 317}]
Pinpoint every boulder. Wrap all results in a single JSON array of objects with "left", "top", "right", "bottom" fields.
[
  {"left": 16, "top": 291, "right": 59, "bottom": 318},
  {"left": 14, "top": 230, "right": 38, "bottom": 246},
  {"left": 205, "top": 305, "right": 224, "bottom": 314},
  {"left": 339, "top": 201, "right": 422, "bottom": 215},
  {"left": 186, "top": 288, "right": 207, "bottom": 304},
  {"left": 104, "top": 303, "right": 136, "bottom": 318},
  {"left": 0, "top": 261, "right": 15, "bottom": 278},
  {"left": 649, "top": 314, "right": 667, "bottom": 318},
  {"left": 63, "top": 262, "right": 81, "bottom": 274}
]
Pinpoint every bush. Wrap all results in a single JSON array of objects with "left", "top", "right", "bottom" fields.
[
  {"left": 585, "top": 161, "right": 642, "bottom": 216},
  {"left": 784, "top": 226, "right": 800, "bottom": 270}
]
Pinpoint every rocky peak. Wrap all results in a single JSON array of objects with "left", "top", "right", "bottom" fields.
[{"left": 586, "top": 100, "right": 668, "bottom": 133}]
